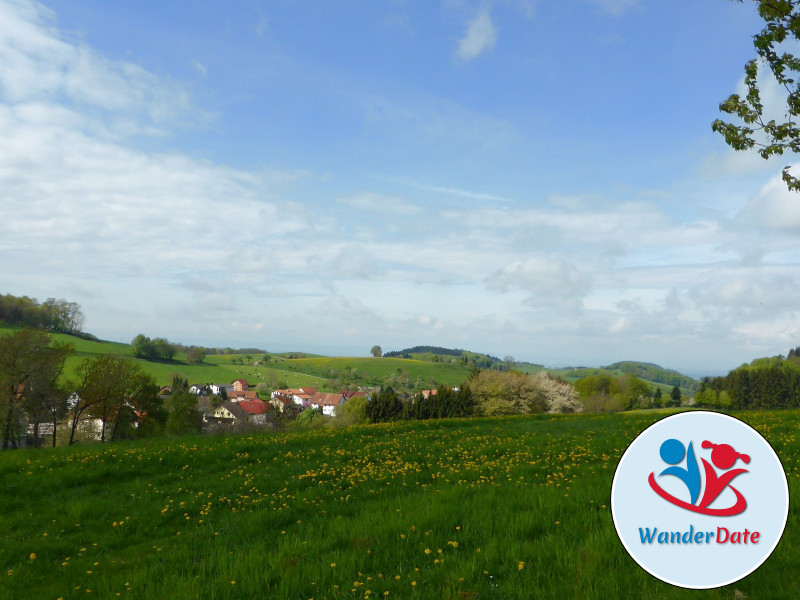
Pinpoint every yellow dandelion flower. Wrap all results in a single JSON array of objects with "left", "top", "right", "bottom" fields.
[{"left": 29, "top": 553, "right": 36, "bottom": 560}]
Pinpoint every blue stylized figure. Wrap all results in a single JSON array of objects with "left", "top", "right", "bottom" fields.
[{"left": 658, "top": 439, "right": 701, "bottom": 505}]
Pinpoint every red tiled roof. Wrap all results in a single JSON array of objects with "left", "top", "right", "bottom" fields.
[
  {"left": 238, "top": 400, "right": 270, "bottom": 415},
  {"left": 227, "top": 390, "right": 259, "bottom": 401}
]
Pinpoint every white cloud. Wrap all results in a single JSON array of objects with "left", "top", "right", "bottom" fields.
[
  {"left": 743, "top": 172, "right": 800, "bottom": 232},
  {"left": 0, "top": 0, "right": 196, "bottom": 126},
  {"left": 457, "top": 6, "right": 497, "bottom": 60},
  {"left": 340, "top": 191, "right": 423, "bottom": 216},
  {"left": 486, "top": 256, "right": 592, "bottom": 309},
  {"left": 587, "top": 0, "right": 640, "bottom": 15},
  {"left": 192, "top": 61, "right": 208, "bottom": 77}
]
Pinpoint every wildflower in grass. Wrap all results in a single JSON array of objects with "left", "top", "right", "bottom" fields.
[
  {"left": 29, "top": 553, "right": 36, "bottom": 560},
  {"left": 411, "top": 581, "right": 416, "bottom": 587},
  {"left": 518, "top": 561, "right": 525, "bottom": 570},
  {"left": 424, "top": 548, "right": 431, "bottom": 555},
  {"left": 331, "top": 563, "right": 336, "bottom": 568}
]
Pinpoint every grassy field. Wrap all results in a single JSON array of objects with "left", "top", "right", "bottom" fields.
[
  {"left": 1, "top": 410, "right": 797, "bottom": 599},
  {"left": 277, "top": 356, "right": 469, "bottom": 387},
  {"left": 0, "top": 325, "right": 470, "bottom": 390}
]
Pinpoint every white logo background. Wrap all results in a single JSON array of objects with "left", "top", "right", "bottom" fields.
[{"left": 611, "top": 411, "right": 789, "bottom": 589}]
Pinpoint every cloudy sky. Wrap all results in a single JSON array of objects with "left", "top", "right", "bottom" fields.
[{"left": 2, "top": 0, "right": 798, "bottom": 376}]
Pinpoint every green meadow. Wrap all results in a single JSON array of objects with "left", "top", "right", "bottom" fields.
[
  {"left": 277, "top": 356, "right": 469, "bottom": 387},
  {"left": 0, "top": 325, "right": 470, "bottom": 390},
  {"left": 1, "top": 410, "right": 797, "bottom": 599}
]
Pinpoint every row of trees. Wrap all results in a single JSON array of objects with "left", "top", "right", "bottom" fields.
[
  {"left": 0, "top": 294, "right": 85, "bottom": 335},
  {"left": 131, "top": 334, "right": 177, "bottom": 361},
  {"left": 365, "top": 370, "right": 583, "bottom": 423},
  {"left": 699, "top": 363, "right": 800, "bottom": 410}
]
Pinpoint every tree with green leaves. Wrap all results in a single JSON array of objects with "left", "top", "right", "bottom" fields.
[
  {"left": 68, "top": 355, "right": 159, "bottom": 444},
  {"left": 131, "top": 334, "right": 176, "bottom": 361},
  {"left": 713, "top": 0, "right": 800, "bottom": 190},
  {"left": 165, "top": 392, "right": 203, "bottom": 436},
  {"left": 370, "top": 345, "right": 382, "bottom": 358},
  {"left": 186, "top": 346, "right": 206, "bottom": 364},
  {"left": 365, "top": 387, "right": 403, "bottom": 422},
  {"left": 0, "top": 329, "right": 73, "bottom": 448},
  {"left": 670, "top": 385, "right": 682, "bottom": 407}
]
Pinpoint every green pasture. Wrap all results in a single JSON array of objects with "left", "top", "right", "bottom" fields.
[
  {"left": 1, "top": 410, "right": 797, "bottom": 599},
  {"left": 277, "top": 356, "right": 469, "bottom": 387},
  {"left": 59, "top": 355, "right": 325, "bottom": 389},
  {"left": 0, "top": 326, "right": 319, "bottom": 388}
]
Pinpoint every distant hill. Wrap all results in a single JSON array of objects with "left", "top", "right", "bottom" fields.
[
  {"left": 383, "top": 345, "right": 546, "bottom": 373},
  {"left": 603, "top": 361, "right": 699, "bottom": 392}
]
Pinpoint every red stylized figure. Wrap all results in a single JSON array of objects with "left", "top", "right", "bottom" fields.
[{"left": 697, "top": 441, "right": 749, "bottom": 511}]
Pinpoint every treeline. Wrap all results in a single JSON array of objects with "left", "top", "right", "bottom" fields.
[
  {"left": 365, "top": 370, "right": 583, "bottom": 423},
  {"left": 384, "top": 346, "right": 465, "bottom": 358},
  {"left": 0, "top": 294, "right": 86, "bottom": 336},
  {"left": 698, "top": 350, "right": 800, "bottom": 409},
  {"left": 131, "top": 333, "right": 270, "bottom": 364},
  {"left": 383, "top": 345, "right": 514, "bottom": 371}
]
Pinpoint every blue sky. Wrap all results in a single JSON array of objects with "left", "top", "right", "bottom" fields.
[{"left": 2, "top": 0, "right": 799, "bottom": 376}]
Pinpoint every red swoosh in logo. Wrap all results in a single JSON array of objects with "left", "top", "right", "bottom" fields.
[{"left": 648, "top": 472, "right": 747, "bottom": 516}]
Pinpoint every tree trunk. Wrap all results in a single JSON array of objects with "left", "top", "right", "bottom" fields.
[
  {"left": 69, "top": 407, "right": 81, "bottom": 445},
  {"left": 3, "top": 401, "right": 14, "bottom": 449},
  {"left": 52, "top": 413, "right": 58, "bottom": 448}
]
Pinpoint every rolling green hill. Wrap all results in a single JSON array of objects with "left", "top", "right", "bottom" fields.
[
  {"left": 0, "top": 325, "right": 471, "bottom": 391},
  {"left": 603, "top": 361, "right": 699, "bottom": 392},
  {"left": 0, "top": 323, "right": 698, "bottom": 397}
]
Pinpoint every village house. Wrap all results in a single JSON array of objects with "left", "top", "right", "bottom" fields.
[
  {"left": 238, "top": 400, "right": 272, "bottom": 424},
  {"left": 227, "top": 389, "right": 260, "bottom": 402},
  {"left": 309, "top": 392, "right": 345, "bottom": 417},
  {"left": 271, "top": 387, "right": 317, "bottom": 409},
  {"left": 208, "top": 383, "right": 232, "bottom": 397},
  {"left": 209, "top": 400, "right": 271, "bottom": 425},
  {"left": 232, "top": 378, "right": 250, "bottom": 392}
]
